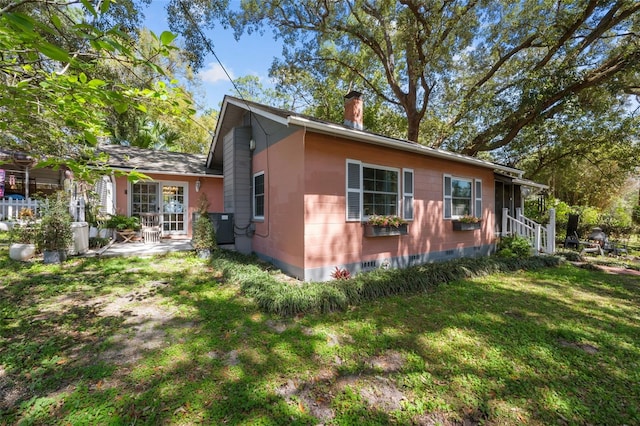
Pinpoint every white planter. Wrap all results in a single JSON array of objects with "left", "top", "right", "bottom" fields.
[
  {"left": 9, "top": 243, "right": 36, "bottom": 261},
  {"left": 69, "top": 222, "right": 89, "bottom": 255}
]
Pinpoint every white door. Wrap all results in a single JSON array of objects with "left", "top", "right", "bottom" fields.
[{"left": 161, "top": 183, "right": 187, "bottom": 235}]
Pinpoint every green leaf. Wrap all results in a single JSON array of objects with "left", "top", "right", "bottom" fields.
[
  {"left": 136, "top": 104, "right": 148, "bottom": 113},
  {"left": 50, "top": 14, "right": 63, "bottom": 30},
  {"left": 100, "top": 0, "right": 111, "bottom": 14},
  {"left": 38, "top": 41, "right": 71, "bottom": 62},
  {"left": 80, "top": 0, "right": 97, "bottom": 17},
  {"left": 4, "top": 12, "right": 36, "bottom": 34},
  {"left": 84, "top": 130, "right": 98, "bottom": 145},
  {"left": 114, "top": 103, "right": 129, "bottom": 114},
  {"left": 160, "top": 31, "right": 177, "bottom": 46},
  {"left": 88, "top": 79, "right": 106, "bottom": 88},
  {"left": 79, "top": 73, "right": 87, "bottom": 84}
]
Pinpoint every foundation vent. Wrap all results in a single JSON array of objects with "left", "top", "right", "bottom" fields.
[
  {"left": 361, "top": 260, "right": 378, "bottom": 269},
  {"left": 445, "top": 249, "right": 455, "bottom": 256}
]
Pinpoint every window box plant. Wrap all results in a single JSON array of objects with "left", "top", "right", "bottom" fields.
[
  {"left": 364, "top": 215, "right": 408, "bottom": 237},
  {"left": 452, "top": 215, "right": 482, "bottom": 231}
]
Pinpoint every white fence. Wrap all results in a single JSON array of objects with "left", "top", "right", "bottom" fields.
[
  {"left": 0, "top": 197, "right": 85, "bottom": 221},
  {"left": 502, "top": 207, "right": 556, "bottom": 254},
  {"left": 0, "top": 198, "right": 40, "bottom": 221}
]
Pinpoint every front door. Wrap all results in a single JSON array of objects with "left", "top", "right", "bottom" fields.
[
  {"left": 161, "top": 183, "right": 187, "bottom": 235},
  {"left": 131, "top": 182, "right": 188, "bottom": 236}
]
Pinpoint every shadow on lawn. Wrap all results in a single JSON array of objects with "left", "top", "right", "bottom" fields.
[{"left": 2, "top": 253, "right": 639, "bottom": 425}]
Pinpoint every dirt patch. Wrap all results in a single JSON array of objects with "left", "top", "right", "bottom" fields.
[
  {"left": 274, "top": 350, "right": 408, "bottom": 421},
  {"left": 594, "top": 264, "right": 640, "bottom": 277},
  {"left": 0, "top": 366, "right": 27, "bottom": 411},
  {"left": 558, "top": 339, "right": 599, "bottom": 354},
  {"left": 98, "top": 281, "right": 177, "bottom": 365}
]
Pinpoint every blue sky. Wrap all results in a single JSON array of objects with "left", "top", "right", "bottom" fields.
[{"left": 143, "top": 1, "right": 283, "bottom": 111}]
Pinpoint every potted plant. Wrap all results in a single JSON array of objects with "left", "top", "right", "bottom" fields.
[
  {"left": 192, "top": 193, "right": 216, "bottom": 259},
  {"left": 9, "top": 220, "right": 39, "bottom": 261},
  {"left": 364, "top": 214, "right": 409, "bottom": 237},
  {"left": 452, "top": 215, "right": 482, "bottom": 231},
  {"left": 38, "top": 193, "right": 74, "bottom": 263},
  {"left": 105, "top": 214, "right": 140, "bottom": 242}
]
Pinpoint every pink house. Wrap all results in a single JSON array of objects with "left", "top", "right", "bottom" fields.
[
  {"left": 98, "top": 145, "right": 223, "bottom": 239},
  {"left": 207, "top": 92, "right": 549, "bottom": 281}
]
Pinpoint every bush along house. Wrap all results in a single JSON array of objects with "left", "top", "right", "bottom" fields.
[{"left": 207, "top": 92, "right": 554, "bottom": 282}]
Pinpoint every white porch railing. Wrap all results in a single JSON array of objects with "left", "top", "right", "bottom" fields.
[
  {"left": 0, "top": 197, "right": 85, "bottom": 221},
  {"left": 502, "top": 207, "right": 556, "bottom": 254},
  {"left": 0, "top": 198, "right": 40, "bottom": 220}
]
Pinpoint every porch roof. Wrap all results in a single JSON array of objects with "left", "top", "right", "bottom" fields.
[{"left": 98, "top": 145, "right": 222, "bottom": 177}]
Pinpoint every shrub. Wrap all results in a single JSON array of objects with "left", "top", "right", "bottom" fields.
[
  {"left": 632, "top": 205, "right": 640, "bottom": 225},
  {"left": 497, "top": 235, "right": 532, "bottom": 258},
  {"left": 104, "top": 214, "right": 140, "bottom": 231},
  {"left": 9, "top": 222, "right": 39, "bottom": 245},
  {"left": 38, "top": 193, "right": 74, "bottom": 252},
  {"left": 212, "top": 250, "right": 563, "bottom": 316},
  {"left": 192, "top": 193, "right": 216, "bottom": 251},
  {"left": 89, "top": 237, "right": 110, "bottom": 249}
]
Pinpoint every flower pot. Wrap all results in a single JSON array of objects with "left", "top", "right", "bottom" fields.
[
  {"left": 9, "top": 243, "right": 36, "bottom": 261},
  {"left": 364, "top": 223, "right": 408, "bottom": 237},
  {"left": 43, "top": 249, "right": 67, "bottom": 264},
  {"left": 452, "top": 220, "right": 481, "bottom": 231},
  {"left": 196, "top": 248, "right": 211, "bottom": 259}
]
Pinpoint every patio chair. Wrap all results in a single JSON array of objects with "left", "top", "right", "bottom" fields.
[
  {"left": 564, "top": 214, "right": 580, "bottom": 249},
  {"left": 139, "top": 212, "right": 162, "bottom": 244}
]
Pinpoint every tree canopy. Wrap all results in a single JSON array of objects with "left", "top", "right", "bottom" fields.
[
  {"left": 168, "top": 0, "right": 640, "bottom": 206},
  {"left": 0, "top": 0, "right": 210, "bottom": 163}
]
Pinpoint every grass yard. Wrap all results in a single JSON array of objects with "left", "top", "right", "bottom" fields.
[{"left": 0, "top": 248, "right": 639, "bottom": 425}]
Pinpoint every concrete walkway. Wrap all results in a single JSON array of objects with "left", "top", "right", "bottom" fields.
[{"left": 88, "top": 239, "right": 194, "bottom": 258}]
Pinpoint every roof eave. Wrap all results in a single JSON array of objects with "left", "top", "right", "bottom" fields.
[{"left": 106, "top": 166, "right": 223, "bottom": 178}]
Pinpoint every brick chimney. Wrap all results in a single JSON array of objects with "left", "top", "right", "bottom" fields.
[{"left": 344, "top": 91, "right": 363, "bottom": 130}]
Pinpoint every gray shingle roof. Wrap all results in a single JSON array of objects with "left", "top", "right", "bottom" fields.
[{"left": 98, "top": 144, "right": 221, "bottom": 176}]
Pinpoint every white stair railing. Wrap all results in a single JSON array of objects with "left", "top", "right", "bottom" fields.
[{"left": 502, "top": 207, "right": 556, "bottom": 254}]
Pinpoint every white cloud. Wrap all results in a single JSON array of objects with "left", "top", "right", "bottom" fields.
[{"left": 199, "top": 62, "right": 234, "bottom": 84}]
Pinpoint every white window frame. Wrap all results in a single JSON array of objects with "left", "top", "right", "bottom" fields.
[
  {"left": 346, "top": 159, "right": 401, "bottom": 221},
  {"left": 253, "top": 171, "right": 265, "bottom": 220},
  {"left": 444, "top": 174, "right": 479, "bottom": 219},
  {"left": 362, "top": 163, "right": 400, "bottom": 219},
  {"left": 403, "top": 168, "right": 414, "bottom": 221}
]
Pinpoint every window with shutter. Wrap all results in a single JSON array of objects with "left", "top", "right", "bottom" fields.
[
  {"left": 443, "top": 175, "right": 452, "bottom": 219},
  {"left": 474, "top": 179, "right": 482, "bottom": 219},
  {"left": 346, "top": 160, "right": 361, "bottom": 221},
  {"left": 403, "top": 169, "right": 414, "bottom": 220}
]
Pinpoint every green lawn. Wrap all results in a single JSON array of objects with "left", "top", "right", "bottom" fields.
[{"left": 1, "top": 248, "right": 638, "bottom": 425}]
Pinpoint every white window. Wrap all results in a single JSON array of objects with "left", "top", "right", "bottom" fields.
[
  {"left": 363, "top": 165, "right": 399, "bottom": 216},
  {"left": 253, "top": 171, "right": 265, "bottom": 220},
  {"left": 403, "top": 169, "right": 414, "bottom": 221},
  {"left": 346, "top": 160, "right": 403, "bottom": 221},
  {"left": 444, "top": 174, "right": 482, "bottom": 219}
]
